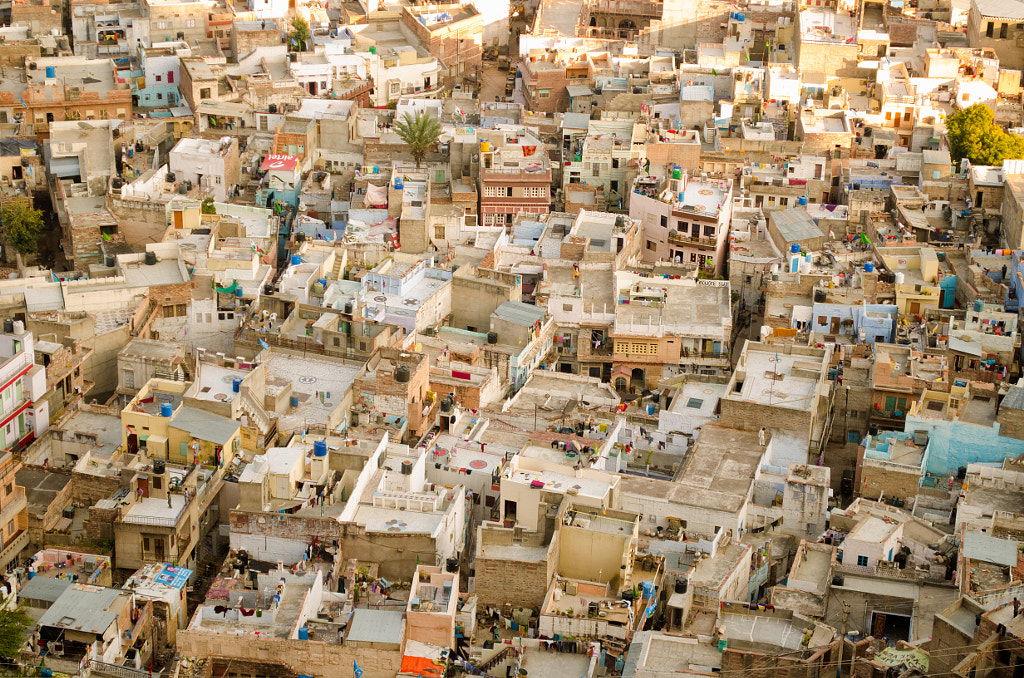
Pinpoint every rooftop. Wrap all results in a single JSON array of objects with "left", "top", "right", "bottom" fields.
[
  {"left": 726, "top": 344, "right": 826, "bottom": 411},
  {"left": 38, "top": 584, "right": 128, "bottom": 634},
  {"left": 673, "top": 425, "right": 764, "bottom": 513}
]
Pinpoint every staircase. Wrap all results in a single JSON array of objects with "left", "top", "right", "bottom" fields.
[{"left": 239, "top": 389, "right": 271, "bottom": 434}]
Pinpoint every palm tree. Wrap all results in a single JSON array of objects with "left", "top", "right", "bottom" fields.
[{"left": 394, "top": 111, "right": 441, "bottom": 168}]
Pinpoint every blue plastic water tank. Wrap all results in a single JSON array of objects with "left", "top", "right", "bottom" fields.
[
  {"left": 735, "top": 12, "right": 745, "bottom": 20},
  {"left": 313, "top": 440, "right": 327, "bottom": 457},
  {"left": 790, "top": 243, "right": 801, "bottom": 254},
  {"left": 298, "top": 627, "right": 308, "bottom": 640},
  {"left": 160, "top": 402, "right": 173, "bottom": 417},
  {"left": 45, "top": 66, "right": 55, "bottom": 78},
  {"left": 290, "top": 395, "right": 299, "bottom": 408},
  {"left": 864, "top": 262, "right": 875, "bottom": 273},
  {"left": 291, "top": 254, "right": 301, "bottom": 266},
  {"left": 235, "top": 286, "right": 243, "bottom": 298},
  {"left": 232, "top": 378, "right": 241, "bottom": 393},
  {"left": 974, "top": 299, "right": 984, "bottom": 312},
  {"left": 798, "top": 195, "right": 808, "bottom": 206}
]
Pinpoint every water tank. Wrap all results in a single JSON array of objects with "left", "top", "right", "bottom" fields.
[
  {"left": 674, "top": 578, "right": 687, "bottom": 594},
  {"left": 395, "top": 365, "right": 411, "bottom": 383},
  {"left": 13, "top": 320, "right": 23, "bottom": 335},
  {"left": 813, "top": 289, "right": 827, "bottom": 303},
  {"left": 868, "top": 423, "right": 878, "bottom": 436},
  {"left": 790, "top": 243, "right": 801, "bottom": 254},
  {"left": 486, "top": 331, "right": 498, "bottom": 344},
  {"left": 160, "top": 402, "right": 173, "bottom": 417},
  {"left": 832, "top": 573, "right": 845, "bottom": 587},
  {"left": 231, "top": 378, "right": 241, "bottom": 393},
  {"left": 481, "top": 140, "right": 490, "bottom": 153},
  {"left": 269, "top": 104, "right": 278, "bottom": 114},
  {"left": 178, "top": 183, "right": 188, "bottom": 194},
  {"left": 957, "top": 465, "right": 967, "bottom": 480},
  {"left": 166, "top": 172, "right": 176, "bottom": 182},
  {"left": 369, "top": 45, "right": 376, "bottom": 54},
  {"left": 104, "top": 254, "right": 115, "bottom": 268},
  {"left": 400, "top": 460, "right": 413, "bottom": 475},
  {"left": 235, "top": 286, "right": 244, "bottom": 298},
  {"left": 290, "top": 395, "right": 299, "bottom": 408},
  {"left": 45, "top": 65, "right": 56, "bottom": 78},
  {"left": 264, "top": 284, "right": 274, "bottom": 296},
  {"left": 798, "top": 195, "right": 808, "bottom": 206},
  {"left": 864, "top": 262, "right": 875, "bottom": 273},
  {"left": 313, "top": 440, "right": 327, "bottom": 457},
  {"left": 298, "top": 627, "right": 308, "bottom": 640},
  {"left": 145, "top": 251, "right": 157, "bottom": 266},
  {"left": 344, "top": 301, "right": 353, "bottom": 314},
  {"left": 735, "top": 11, "right": 745, "bottom": 20},
  {"left": 2, "top": 319, "right": 12, "bottom": 334},
  {"left": 974, "top": 299, "right": 984, "bottom": 312},
  {"left": 394, "top": 177, "right": 404, "bottom": 190},
  {"left": 445, "top": 557, "right": 459, "bottom": 573},
  {"left": 672, "top": 165, "right": 681, "bottom": 180},
  {"left": 296, "top": 232, "right": 306, "bottom": 242},
  {"left": 291, "top": 254, "right": 301, "bottom": 266},
  {"left": 154, "top": 459, "right": 166, "bottom": 475}
]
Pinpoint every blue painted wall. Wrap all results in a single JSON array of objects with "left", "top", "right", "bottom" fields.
[{"left": 905, "top": 415, "right": 1024, "bottom": 475}]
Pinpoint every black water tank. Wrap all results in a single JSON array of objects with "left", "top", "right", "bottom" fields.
[
  {"left": 395, "top": 365, "right": 411, "bottom": 382},
  {"left": 957, "top": 465, "right": 967, "bottom": 480},
  {"left": 104, "top": 254, "right": 115, "bottom": 268},
  {"left": 178, "top": 183, "right": 188, "bottom": 194},
  {"left": 296, "top": 232, "right": 306, "bottom": 242},
  {"left": 868, "top": 423, "right": 878, "bottom": 437},
  {"left": 166, "top": 172, "right": 176, "bottom": 182},
  {"left": 269, "top": 103, "right": 278, "bottom": 114},
  {"left": 674, "top": 578, "right": 687, "bottom": 594},
  {"left": 153, "top": 459, "right": 166, "bottom": 475},
  {"left": 832, "top": 573, "right": 845, "bottom": 587},
  {"left": 445, "top": 557, "right": 459, "bottom": 573},
  {"left": 401, "top": 460, "right": 412, "bottom": 475},
  {"left": 264, "top": 283, "right": 274, "bottom": 295},
  {"left": 344, "top": 301, "right": 353, "bottom": 314},
  {"left": 487, "top": 331, "right": 498, "bottom": 344},
  {"left": 145, "top": 251, "right": 157, "bottom": 265},
  {"left": 813, "top": 289, "right": 827, "bottom": 303}
]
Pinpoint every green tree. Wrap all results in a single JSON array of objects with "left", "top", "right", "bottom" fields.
[
  {"left": 289, "top": 17, "right": 310, "bottom": 52},
  {"left": 201, "top": 197, "right": 217, "bottom": 214},
  {"left": 946, "top": 104, "right": 1024, "bottom": 166},
  {"left": 0, "top": 604, "right": 32, "bottom": 659},
  {"left": 394, "top": 111, "right": 442, "bottom": 168},
  {"left": 0, "top": 198, "right": 44, "bottom": 256}
]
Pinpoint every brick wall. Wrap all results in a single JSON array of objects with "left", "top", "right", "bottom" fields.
[
  {"left": 177, "top": 629, "right": 402, "bottom": 678},
  {"left": 859, "top": 459, "right": 922, "bottom": 503}
]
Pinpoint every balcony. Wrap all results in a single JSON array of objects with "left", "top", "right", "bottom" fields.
[
  {"left": 0, "top": 487, "right": 26, "bottom": 524},
  {"left": 668, "top": 231, "right": 717, "bottom": 248},
  {"left": 0, "top": 528, "right": 28, "bottom": 568},
  {"left": 482, "top": 165, "right": 552, "bottom": 183},
  {"left": 586, "top": 0, "right": 663, "bottom": 16}
]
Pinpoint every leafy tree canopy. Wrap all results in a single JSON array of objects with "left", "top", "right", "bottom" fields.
[
  {"left": 289, "top": 17, "right": 310, "bottom": 52},
  {"left": 946, "top": 104, "right": 1024, "bottom": 166},
  {"left": 0, "top": 604, "right": 33, "bottom": 659},
  {"left": 0, "top": 198, "right": 44, "bottom": 256}
]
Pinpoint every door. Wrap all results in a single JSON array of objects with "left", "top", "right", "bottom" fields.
[
  {"left": 873, "top": 612, "right": 886, "bottom": 638},
  {"left": 909, "top": 301, "right": 920, "bottom": 314},
  {"left": 893, "top": 112, "right": 901, "bottom": 127},
  {"left": 155, "top": 538, "right": 165, "bottom": 561},
  {"left": 830, "top": 317, "right": 840, "bottom": 334}
]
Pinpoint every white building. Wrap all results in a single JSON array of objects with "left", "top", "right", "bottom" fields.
[
  {"left": 0, "top": 323, "right": 49, "bottom": 453},
  {"left": 168, "top": 137, "right": 240, "bottom": 202}
]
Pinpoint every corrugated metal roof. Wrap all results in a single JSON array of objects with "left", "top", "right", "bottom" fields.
[
  {"left": 1002, "top": 385, "right": 1024, "bottom": 411},
  {"left": 491, "top": 301, "right": 546, "bottom": 327},
  {"left": 19, "top": 577, "right": 73, "bottom": 603},
  {"left": 170, "top": 407, "right": 239, "bottom": 446},
  {"left": 346, "top": 609, "right": 405, "bottom": 645},
  {"left": 963, "top": 531, "right": 1018, "bottom": 567},
  {"left": 974, "top": 0, "right": 1024, "bottom": 19},
  {"left": 38, "top": 584, "right": 125, "bottom": 634},
  {"left": 948, "top": 336, "right": 983, "bottom": 356},
  {"left": 771, "top": 208, "right": 825, "bottom": 243}
]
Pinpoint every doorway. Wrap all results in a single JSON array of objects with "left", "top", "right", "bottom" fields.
[{"left": 871, "top": 611, "right": 911, "bottom": 642}]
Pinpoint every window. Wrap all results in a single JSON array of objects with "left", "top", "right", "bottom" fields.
[
  {"left": 849, "top": 410, "right": 859, "bottom": 418},
  {"left": 5, "top": 520, "right": 12, "bottom": 536},
  {"left": 505, "top": 187, "right": 513, "bottom": 197},
  {"left": 857, "top": 555, "right": 869, "bottom": 567},
  {"left": 703, "top": 225, "right": 715, "bottom": 237},
  {"left": 153, "top": 477, "right": 162, "bottom": 490},
  {"left": 186, "top": 18, "right": 196, "bottom": 27},
  {"left": 168, "top": 71, "right": 174, "bottom": 83},
  {"left": 690, "top": 253, "right": 697, "bottom": 262},
  {"left": 563, "top": 303, "right": 574, "bottom": 312},
  {"left": 157, "top": 93, "right": 163, "bottom": 100},
  {"left": 987, "top": 21, "right": 994, "bottom": 37},
  {"left": 155, "top": 74, "right": 162, "bottom": 82},
  {"left": 847, "top": 430, "right": 860, "bottom": 443},
  {"left": 3, "top": 484, "right": 9, "bottom": 496},
  {"left": 538, "top": 89, "right": 550, "bottom": 98},
  {"left": 1000, "top": 22, "right": 1008, "bottom": 38},
  {"left": 932, "top": 170, "right": 940, "bottom": 179},
  {"left": 143, "top": 537, "right": 150, "bottom": 551},
  {"left": 818, "top": 315, "right": 827, "bottom": 325},
  {"left": 434, "top": 226, "right": 446, "bottom": 240},
  {"left": 660, "top": 215, "right": 668, "bottom": 228},
  {"left": 646, "top": 240, "right": 657, "bottom": 251}
]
